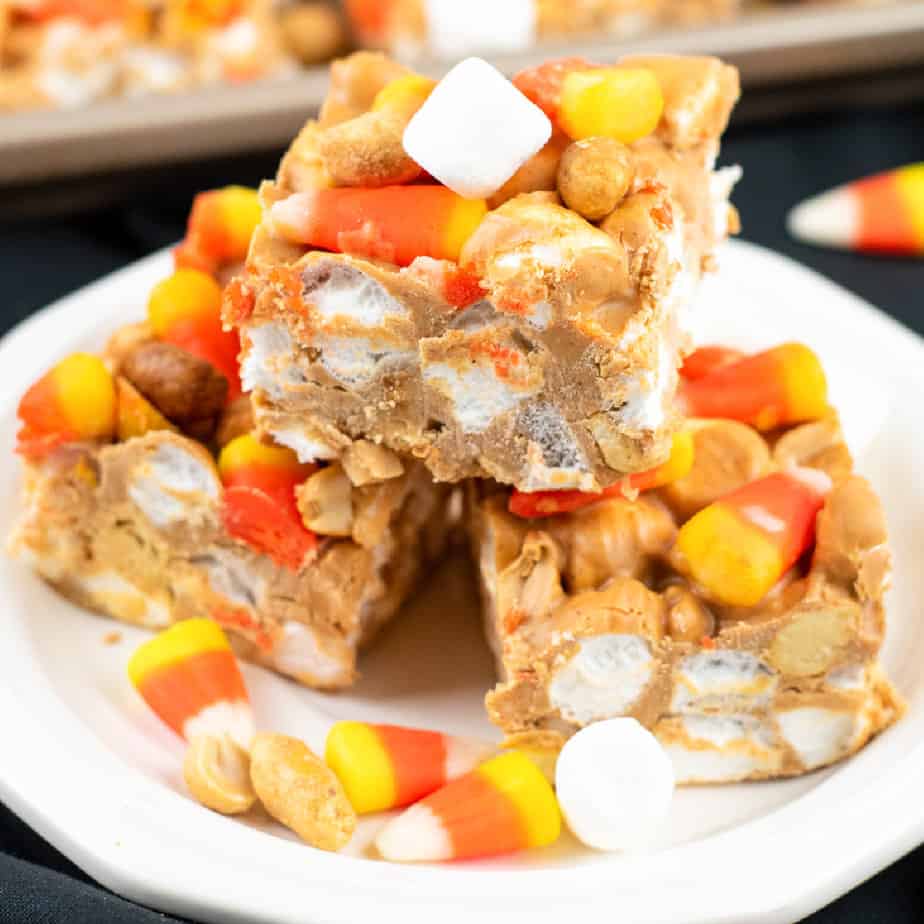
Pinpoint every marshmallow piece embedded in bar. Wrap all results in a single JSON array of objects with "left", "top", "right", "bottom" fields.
[{"left": 403, "top": 57, "right": 552, "bottom": 199}]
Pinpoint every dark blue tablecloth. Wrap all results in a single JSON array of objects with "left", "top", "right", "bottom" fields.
[{"left": 2, "top": 91, "right": 923, "bottom": 924}]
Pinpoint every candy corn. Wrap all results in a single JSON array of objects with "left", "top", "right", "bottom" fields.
[
  {"left": 269, "top": 187, "right": 488, "bottom": 266},
  {"left": 115, "top": 376, "right": 177, "bottom": 441},
  {"left": 325, "top": 721, "right": 495, "bottom": 814},
  {"left": 127, "top": 618, "right": 255, "bottom": 748},
  {"left": 164, "top": 0, "right": 242, "bottom": 34},
  {"left": 675, "top": 470, "right": 827, "bottom": 607},
  {"left": 218, "top": 433, "right": 318, "bottom": 571},
  {"left": 787, "top": 163, "right": 924, "bottom": 256},
  {"left": 558, "top": 68, "right": 664, "bottom": 144},
  {"left": 372, "top": 73, "right": 436, "bottom": 118},
  {"left": 678, "top": 343, "right": 828, "bottom": 431},
  {"left": 24, "top": 0, "right": 136, "bottom": 24},
  {"left": 174, "top": 186, "right": 262, "bottom": 276},
  {"left": 509, "top": 429, "right": 694, "bottom": 518},
  {"left": 375, "top": 750, "right": 560, "bottom": 862},
  {"left": 16, "top": 353, "right": 116, "bottom": 460},
  {"left": 148, "top": 268, "right": 242, "bottom": 399},
  {"left": 679, "top": 345, "right": 745, "bottom": 381},
  {"left": 512, "top": 57, "right": 595, "bottom": 124},
  {"left": 342, "top": 0, "right": 393, "bottom": 42}
]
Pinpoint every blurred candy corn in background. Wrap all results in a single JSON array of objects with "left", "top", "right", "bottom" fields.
[{"left": 788, "top": 164, "right": 924, "bottom": 256}]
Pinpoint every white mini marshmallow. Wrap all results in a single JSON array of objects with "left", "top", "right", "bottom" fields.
[
  {"left": 403, "top": 57, "right": 551, "bottom": 200},
  {"left": 423, "top": 0, "right": 536, "bottom": 58},
  {"left": 555, "top": 718, "right": 674, "bottom": 851}
]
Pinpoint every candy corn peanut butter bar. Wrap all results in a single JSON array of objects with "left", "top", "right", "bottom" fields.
[
  {"left": 9, "top": 187, "right": 449, "bottom": 690},
  {"left": 227, "top": 52, "right": 741, "bottom": 493},
  {"left": 343, "top": 0, "right": 739, "bottom": 62},
  {"left": 470, "top": 345, "right": 902, "bottom": 783}
]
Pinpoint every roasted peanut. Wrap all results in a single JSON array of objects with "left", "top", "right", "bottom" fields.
[
  {"left": 183, "top": 733, "right": 256, "bottom": 815},
  {"left": 296, "top": 463, "right": 353, "bottom": 536},
  {"left": 767, "top": 605, "right": 857, "bottom": 676},
  {"left": 319, "top": 51, "right": 410, "bottom": 127},
  {"left": 216, "top": 396, "right": 255, "bottom": 448},
  {"left": 122, "top": 341, "right": 228, "bottom": 439},
  {"left": 280, "top": 2, "right": 346, "bottom": 66},
  {"left": 249, "top": 732, "right": 356, "bottom": 851},
  {"left": 488, "top": 133, "right": 570, "bottom": 209},
  {"left": 772, "top": 416, "right": 852, "bottom": 481},
  {"left": 599, "top": 186, "right": 674, "bottom": 253},
  {"left": 319, "top": 109, "right": 421, "bottom": 187},
  {"left": 663, "top": 584, "right": 715, "bottom": 643},
  {"left": 497, "top": 534, "right": 565, "bottom": 634},
  {"left": 557, "top": 137, "right": 634, "bottom": 221},
  {"left": 554, "top": 576, "right": 666, "bottom": 640},
  {"left": 661, "top": 419, "right": 770, "bottom": 521},
  {"left": 341, "top": 440, "right": 404, "bottom": 486}
]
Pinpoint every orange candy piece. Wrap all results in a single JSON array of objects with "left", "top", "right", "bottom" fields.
[
  {"left": 127, "top": 618, "right": 254, "bottom": 746},
  {"left": 269, "top": 186, "right": 488, "bottom": 267},
  {"left": 174, "top": 186, "right": 262, "bottom": 276},
  {"left": 148, "top": 268, "right": 242, "bottom": 399},
  {"left": 512, "top": 57, "right": 595, "bottom": 125},
  {"left": 218, "top": 434, "right": 318, "bottom": 571},
  {"left": 678, "top": 343, "right": 828, "bottom": 431},
  {"left": 16, "top": 353, "right": 116, "bottom": 460},
  {"left": 679, "top": 345, "right": 745, "bottom": 381},
  {"left": 509, "top": 430, "right": 694, "bottom": 518},
  {"left": 116, "top": 377, "right": 177, "bottom": 441}
]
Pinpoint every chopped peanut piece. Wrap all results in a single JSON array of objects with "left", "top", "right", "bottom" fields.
[
  {"left": 663, "top": 584, "right": 715, "bottom": 643},
  {"left": 249, "top": 732, "right": 356, "bottom": 851},
  {"left": 341, "top": 440, "right": 404, "bottom": 486},
  {"left": 183, "top": 733, "right": 257, "bottom": 816},
  {"left": 296, "top": 464, "right": 353, "bottom": 537}
]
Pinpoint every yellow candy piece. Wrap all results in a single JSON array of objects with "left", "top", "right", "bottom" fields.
[
  {"left": 127, "top": 617, "right": 230, "bottom": 689},
  {"left": 147, "top": 268, "right": 223, "bottom": 338},
  {"left": 559, "top": 68, "right": 664, "bottom": 144},
  {"left": 218, "top": 432, "right": 304, "bottom": 478},
  {"left": 214, "top": 186, "right": 262, "bottom": 259},
  {"left": 54, "top": 353, "right": 117, "bottom": 440},
  {"left": 675, "top": 502, "right": 783, "bottom": 608},
  {"left": 372, "top": 74, "right": 436, "bottom": 118},
  {"left": 325, "top": 721, "right": 397, "bottom": 815}
]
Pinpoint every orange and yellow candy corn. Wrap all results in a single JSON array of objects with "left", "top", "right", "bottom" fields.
[
  {"left": 372, "top": 73, "right": 436, "bottom": 118},
  {"left": 675, "top": 470, "right": 827, "bottom": 607},
  {"left": 558, "top": 67, "right": 663, "bottom": 144},
  {"left": 375, "top": 750, "right": 561, "bottom": 862},
  {"left": 148, "top": 268, "right": 242, "bottom": 399},
  {"left": 218, "top": 433, "right": 318, "bottom": 571},
  {"left": 127, "top": 618, "right": 255, "bottom": 748},
  {"left": 16, "top": 353, "right": 116, "bottom": 460},
  {"left": 509, "top": 429, "right": 694, "bottom": 518},
  {"left": 325, "top": 721, "right": 495, "bottom": 814},
  {"left": 788, "top": 163, "right": 924, "bottom": 256},
  {"left": 269, "top": 186, "right": 488, "bottom": 267},
  {"left": 513, "top": 58, "right": 663, "bottom": 143},
  {"left": 679, "top": 345, "right": 745, "bottom": 381},
  {"left": 678, "top": 343, "right": 828, "bottom": 431},
  {"left": 116, "top": 376, "right": 177, "bottom": 441},
  {"left": 342, "top": 0, "right": 393, "bottom": 41},
  {"left": 174, "top": 186, "right": 262, "bottom": 276},
  {"left": 513, "top": 57, "right": 595, "bottom": 124}
]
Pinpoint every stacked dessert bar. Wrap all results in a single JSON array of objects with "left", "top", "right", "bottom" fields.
[{"left": 12, "top": 50, "right": 901, "bottom": 782}]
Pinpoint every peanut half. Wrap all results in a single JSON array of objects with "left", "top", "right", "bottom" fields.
[{"left": 183, "top": 733, "right": 256, "bottom": 816}]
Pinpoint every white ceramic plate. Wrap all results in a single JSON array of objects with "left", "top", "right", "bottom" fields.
[{"left": 1, "top": 239, "right": 922, "bottom": 924}]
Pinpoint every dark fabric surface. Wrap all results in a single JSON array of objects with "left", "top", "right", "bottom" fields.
[{"left": 2, "top": 97, "right": 924, "bottom": 923}]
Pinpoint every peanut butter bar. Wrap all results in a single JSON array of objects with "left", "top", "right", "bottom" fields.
[
  {"left": 471, "top": 412, "right": 902, "bottom": 782},
  {"left": 228, "top": 52, "right": 741, "bottom": 493}
]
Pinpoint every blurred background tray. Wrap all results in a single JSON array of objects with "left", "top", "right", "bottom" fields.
[{"left": 3, "top": 0, "right": 924, "bottom": 184}]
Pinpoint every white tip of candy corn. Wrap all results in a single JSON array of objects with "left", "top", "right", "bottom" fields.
[
  {"left": 786, "top": 186, "right": 858, "bottom": 250},
  {"left": 555, "top": 718, "right": 674, "bottom": 851},
  {"left": 376, "top": 804, "right": 452, "bottom": 863},
  {"left": 184, "top": 701, "right": 256, "bottom": 752}
]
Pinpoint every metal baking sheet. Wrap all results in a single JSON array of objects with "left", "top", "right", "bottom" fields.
[{"left": 2, "top": 0, "right": 924, "bottom": 184}]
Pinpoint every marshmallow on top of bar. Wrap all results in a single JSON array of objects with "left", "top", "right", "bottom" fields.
[{"left": 229, "top": 51, "right": 740, "bottom": 491}]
